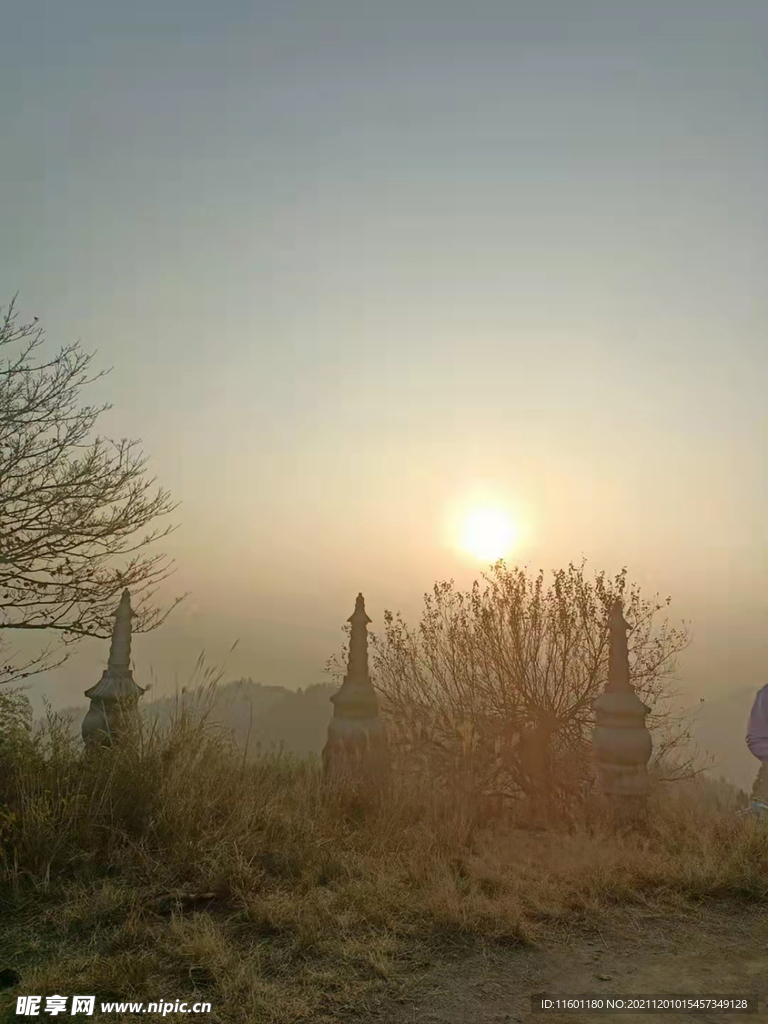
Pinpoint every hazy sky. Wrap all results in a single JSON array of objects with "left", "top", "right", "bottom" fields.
[{"left": 2, "top": 1, "right": 767, "bottom": 778}]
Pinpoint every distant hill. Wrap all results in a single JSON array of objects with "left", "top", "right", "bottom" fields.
[
  {"left": 55, "top": 677, "right": 336, "bottom": 757},
  {"left": 54, "top": 676, "right": 761, "bottom": 789}
]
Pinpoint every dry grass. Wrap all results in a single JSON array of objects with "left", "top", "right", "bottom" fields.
[{"left": 0, "top": 685, "right": 765, "bottom": 1023}]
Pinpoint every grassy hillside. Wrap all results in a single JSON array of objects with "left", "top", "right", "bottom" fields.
[{"left": 0, "top": 688, "right": 763, "bottom": 1024}]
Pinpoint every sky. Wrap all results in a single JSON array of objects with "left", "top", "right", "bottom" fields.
[{"left": 2, "top": 1, "right": 767, "bottom": 783}]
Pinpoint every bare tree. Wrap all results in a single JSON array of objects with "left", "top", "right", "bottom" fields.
[
  {"left": 365, "top": 561, "right": 694, "bottom": 810},
  {"left": 0, "top": 296, "right": 184, "bottom": 685}
]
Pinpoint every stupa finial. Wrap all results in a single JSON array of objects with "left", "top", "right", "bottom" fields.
[
  {"left": 606, "top": 598, "right": 631, "bottom": 693},
  {"left": 107, "top": 589, "right": 132, "bottom": 671},
  {"left": 346, "top": 592, "right": 371, "bottom": 680}
]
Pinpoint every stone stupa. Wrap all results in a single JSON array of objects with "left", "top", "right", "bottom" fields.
[
  {"left": 322, "top": 593, "right": 388, "bottom": 780},
  {"left": 82, "top": 589, "right": 145, "bottom": 749},
  {"left": 592, "top": 598, "right": 652, "bottom": 803}
]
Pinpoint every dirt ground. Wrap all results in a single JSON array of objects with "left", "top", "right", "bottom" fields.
[{"left": 364, "top": 903, "right": 768, "bottom": 1024}]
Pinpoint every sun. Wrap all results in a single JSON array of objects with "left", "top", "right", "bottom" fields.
[{"left": 458, "top": 506, "right": 517, "bottom": 563}]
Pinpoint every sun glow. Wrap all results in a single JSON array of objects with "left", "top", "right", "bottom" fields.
[{"left": 458, "top": 506, "right": 517, "bottom": 563}]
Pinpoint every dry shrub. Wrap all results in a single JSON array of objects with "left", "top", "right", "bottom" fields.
[{"left": 367, "top": 561, "right": 698, "bottom": 815}]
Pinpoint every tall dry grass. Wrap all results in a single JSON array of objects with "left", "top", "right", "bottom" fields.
[{"left": 0, "top": 680, "right": 765, "bottom": 1023}]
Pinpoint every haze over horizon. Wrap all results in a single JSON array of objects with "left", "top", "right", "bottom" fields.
[{"left": 2, "top": 1, "right": 767, "bottom": 785}]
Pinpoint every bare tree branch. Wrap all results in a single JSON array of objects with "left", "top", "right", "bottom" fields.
[{"left": 0, "top": 296, "right": 186, "bottom": 685}]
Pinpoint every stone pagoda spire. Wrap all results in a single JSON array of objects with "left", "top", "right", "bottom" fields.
[
  {"left": 592, "top": 598, "right": 652, "bottom": 806},
  {"left": 82, "top": 589, "right": 145, "bottom": 749},
  {"left": 322, "top": 593, "right": 388, "bottom": 779},
  {"left": 107, "top": 588, "right": 133, "bottom": 672},
  {"left": 606, "top": 599, "right": 632, "bottom": 693}
]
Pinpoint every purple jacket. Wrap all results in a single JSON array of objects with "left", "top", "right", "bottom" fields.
[{"left": 747, "top": 684, "right": 768, "bottom": 761}]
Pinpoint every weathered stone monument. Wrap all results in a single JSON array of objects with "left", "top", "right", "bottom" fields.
[
  {"left": 322, "top": 593, "right": 388, "bottom": 780},
  {"left": 592, "top": 599, "right": 652, "bottom": 807},
  {"left": 82, "top": 589, "right": 145, "bottom": 749}
]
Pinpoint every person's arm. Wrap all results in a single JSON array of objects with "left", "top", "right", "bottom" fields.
[{"left": 747, "top": 687, "right": 768, "bottom": 761}]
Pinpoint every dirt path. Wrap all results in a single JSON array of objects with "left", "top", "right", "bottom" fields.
[{"left": 367, "top": 904, "right": 768, "bottom": 1024}]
